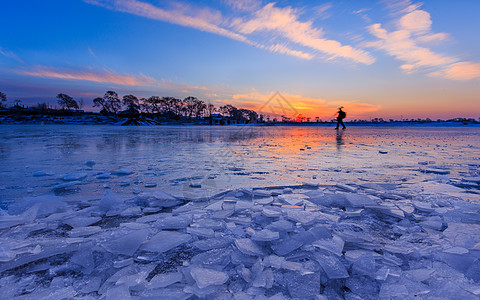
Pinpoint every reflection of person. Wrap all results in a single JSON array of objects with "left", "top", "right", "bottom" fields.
[
  {"left": 335, "top": 107, "right": 346, "bottom": 129},
  {"left": 336, "top": 127, "right": 344, "bottom": 151}
]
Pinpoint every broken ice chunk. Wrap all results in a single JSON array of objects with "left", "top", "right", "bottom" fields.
[
  {"left": 315, "top": 254, "right": 349, "bottom": 279},
  {"left": 69, "top": 226, "right": 102, "bottom": 237},
  {"left": 312, "top": 235, "right": 344, "bottom": 256},
  {"left": 351, "top": 254, "right": 376, "bottom": 277},
  {"left": 193, "top": 237, "right": 233, "bottom": 251},
  {"left": 103, "top": 229, "right": 149, "bottom": 256},
  {"left": 115, "top": 169, "right": 134, "bottom": 175},
  {"left": 33, "top": 170, "right": 53, "bottom": 177},
  {"left": 235, "top": 238, "right": 266, "bottom": 256},
  {"left": 262, "top": 207, "right": 282, "bottom": 218},
  {"left": 267, "top": 219, "right": 294, "bottom": 232},
  {"left": 251, "top": 229, "right": 280, "bottom": 242},
  {"left": 442, "top": 223, "right": 480, "bottom": 248},
  {"left": 336, "top": 183, "right": 357, "bottom": 192},
  {"left": 286, "top": 209, "right": 318, "bottom": 225},
  {"left": 255, "top": 197, "right": 274, "bottom": 205},
  {"left": 343, "top": 193, "right": 377, "bottom": 208},
  {"left": 96, "top": 172, "right": 111, "bottom": 179},
  {"left": 120, "top": 179, "right": 130, "bottom": 186},
  {"left": 148, "top": 272, "right": 183, "bottom": 289},
  {"left": 420, "top": 216, "right": 443, "bottom": 230},
  {"left": 63, "top": 172, "right": 87, "bottom": 181},
  {"left": 286, "top": 272, "right": 321, "bottom": 298},
  {"left": 420, "top": 168, "right": 450, "bottom": 175},
  {"left": 154, "top": 214, "right": 192, "bottom": 229},
  {"left": 235, "top": 200, "right": 254, "bottom": 211},
  {"left": 187, "top": 227, "right": 215, "bottom": 238},
  {"left": 190, "top": 267, "right": 229, "bottom": 289},
  {"left": 52, "top": 181, "right": 81, "bottom": 192},
  {"left": 99, "top": 190, "right": 122, "bottom": 213},
  {"left": 302, "top": 182, "right": 319, "bottom": 188},
  {"left": 141, "top": 231, "right": 191, "bottom": 253},
  {"left": 271, "top": 235, "right": 305, "bottom": 256},
  {"left": 149, "top": 190, "right": 183, "bottom": 207},
  {"left": 278, "top": 194, "right": 308, "bottom": 206},
  {"left": 63, "top": 216, "right": 101, "bottom": 228}
]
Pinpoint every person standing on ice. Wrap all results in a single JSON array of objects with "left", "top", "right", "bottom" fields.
[{"left": 335, "top": 106, "right": 346, "bottom": 129}]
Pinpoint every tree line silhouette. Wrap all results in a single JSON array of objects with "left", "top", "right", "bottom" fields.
[{"left": 0, "top": 90, "right": 262, "bottom": 124}]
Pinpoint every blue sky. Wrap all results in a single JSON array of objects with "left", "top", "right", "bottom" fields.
[{"left": 1, "top": 0, "right": 479, "bottom": 119}]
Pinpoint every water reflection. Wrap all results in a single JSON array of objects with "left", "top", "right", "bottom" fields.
[
  {"left": 1, "top": 125, "right": 479, "bottom": 201},
  {"left": 336, "top": 129, "right": 345, "bottom": 151}
]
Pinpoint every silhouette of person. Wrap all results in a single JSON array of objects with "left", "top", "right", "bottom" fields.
[{"left": 335, "top": 107, "right": 346, "bottom": 129}]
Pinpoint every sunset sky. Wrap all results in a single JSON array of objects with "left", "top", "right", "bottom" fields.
[{"left": 1, "top": 0, "right": 479, "bottom": 119}]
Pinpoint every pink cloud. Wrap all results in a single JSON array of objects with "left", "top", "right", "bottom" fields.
[
  {"left": 18, "top": 66, "right": 157, "bottom": 86},
  {"left": 429, "top": 62, "right": 480, "bottom": 81},
  {"left": 16, "top": 65, "right": 209, "bottom": 91},
  {"left": 266, "top": 44, "right": 314, "bottom": 60}
]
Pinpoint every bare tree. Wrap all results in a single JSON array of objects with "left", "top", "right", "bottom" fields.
[
  {"left": 93, "top": 97, "right": 109, "bottom": 115},
  {"left": 56, "top": 93, "right": 79, "bottom": 111},
  {"left": 104, "top": 91, "right": 121, "bottom": 115},
  {"left": 183, "top": 96, "right": 197, "bottom": 118},
  {"left": 122, "top": 94, "right": 140, "bottom": 111},
  {"left": 0, "top": 91, "right": 6, "bottom": 109},
  {"left": 206, "top": 103, "right": 216, "bottom": 117}
]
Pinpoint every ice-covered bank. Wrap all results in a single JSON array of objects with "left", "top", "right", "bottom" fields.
[{"left": 1, "top": 178, "right": 480, "bottom": 299}]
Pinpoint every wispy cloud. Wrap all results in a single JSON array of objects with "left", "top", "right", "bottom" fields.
[
  {"left": 84, "top": 0, "right": 374, "bottom": 64},
  {"left": 88, "top": 47, "right": 97, "bottom": 58},
  {"left": 366, "top": 4, "right": 480, "bottom": 80},
  {"left": 223, "top": 0, "right": 261, "bottom": 12},
  {"left": 0, "top": 46, "right": 24, "bottom": 63},
  {"left": 265, "top": 44, "right": 314, "bottom": 60},
  {"left": 83, "top": 0, "right": 250, "bottom": 43},
  {"left": 232, "top": 3, "right": 375, "bottom": 65},
  {"left": 314, "top": 3, "right": 333, "bottom": 20},
  {"left": 16, "top": 65, "right": 208, "bottom": 90},
  {"left": 18, "top": 66, "right": 157, "bottom": 86}
]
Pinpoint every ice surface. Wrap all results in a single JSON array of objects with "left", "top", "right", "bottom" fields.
[{"left": 2, "top": 126, "right": 480, "bottom": 298}]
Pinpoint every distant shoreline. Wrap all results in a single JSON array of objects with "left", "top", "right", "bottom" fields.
[{"left": 0, "top": 114, "right": 479, "bottom": 127}]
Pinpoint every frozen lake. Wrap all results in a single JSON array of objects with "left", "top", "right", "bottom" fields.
[
  {"left": 1, "top": 125, "right": 479, "bottom": 202},
  {"left": 1, "top": 125, "right": 480, "bottom": 299}
]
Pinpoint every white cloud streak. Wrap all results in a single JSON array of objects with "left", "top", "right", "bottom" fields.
[
  {"left": 84, "top": 0, "right": 374, "bottom": 64},
  {"left": 232, "top": 3, "right": 375, "bottom": 65}
]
